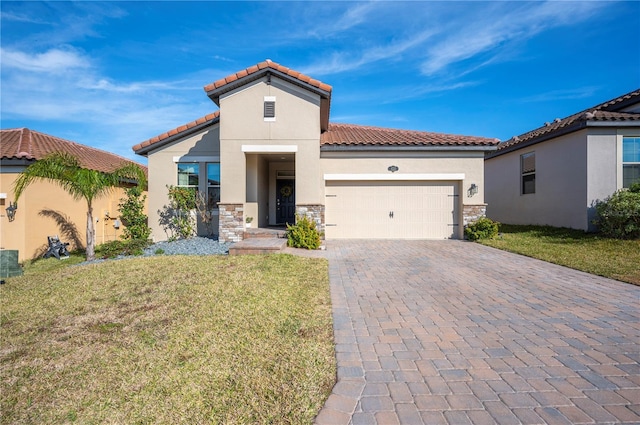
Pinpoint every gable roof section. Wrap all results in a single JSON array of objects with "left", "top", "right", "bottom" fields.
[
  {"left": 204, "top": 59, "right": 332, "bottom": 132},
  {"left": 488, "top": 89, "right": 640, "bottom": 158},
  {"left": 1, "top": 128, "right": 147, "bottom": 175},
  {"left": 132, "top": 111, "right": 220, "bottom": 155},
  {"left": 321, "top": 123, "right": 499, "bottom": 149}
]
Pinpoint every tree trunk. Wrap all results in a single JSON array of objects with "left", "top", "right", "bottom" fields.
[{"left": 86, "top": 203, "right": 96, "bottom": 261}]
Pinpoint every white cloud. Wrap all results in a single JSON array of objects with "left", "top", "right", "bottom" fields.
[
  {"left": 1, "top": 47, "right": 90, "bottom": 73},
  {"left": 420, "top": 1, "right": 607, "bottom": 76}
]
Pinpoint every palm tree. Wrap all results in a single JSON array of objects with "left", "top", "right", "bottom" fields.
[{"left": 13, "top": 152, "right": 147, "bottom": 261}]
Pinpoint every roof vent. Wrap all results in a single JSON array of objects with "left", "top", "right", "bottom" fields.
[
  {"left": 512, "top": 136, "right": 520, "bottom": 142},
  {"left": 554, "top": 118, "right": 561, "bottom": 123},
  {"left": 544, "top": 122, "right": 551, "bottom": 126}
]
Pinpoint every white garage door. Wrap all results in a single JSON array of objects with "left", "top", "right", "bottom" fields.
[{"left": 325, "top": 181, "right": 459, "bottom": 239}]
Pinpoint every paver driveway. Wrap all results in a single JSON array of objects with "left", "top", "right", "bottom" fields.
[{"left": 313, "top": 240, "right": 640, "bottom": 425}]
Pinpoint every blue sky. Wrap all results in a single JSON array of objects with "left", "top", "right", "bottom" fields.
[{"left": 2, "top": 1, "right": 639, "bottom": 164}]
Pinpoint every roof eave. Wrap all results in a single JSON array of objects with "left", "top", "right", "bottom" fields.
[
  {"left": 133, "top": 118, "right": 219, "bottom": 157},
  {"left": 321, "top": 144, "right": 499, "bottom": 152},
  {"left": 205, "top": 68, "right": 331, "bottom": 106}
]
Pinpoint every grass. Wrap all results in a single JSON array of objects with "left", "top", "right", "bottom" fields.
[
  {"left": 1, "top": 254, "right": 336, "bottom": 424},
  {"left": 477, "top": 224, "right": 640, "bottom": 285}
]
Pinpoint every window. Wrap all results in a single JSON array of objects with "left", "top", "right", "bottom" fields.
[
  {"left": 177, "top": 163, "right": 199, "bottom": 187},
  {"left": 623, "top": 136, "right": 640, "bottom": 188},
  {"left": 264, "top": 96, "right": 276, "bottom": 121},
  {"left": 521, "top": 152, "right": 535, "bottom": 194},
  {"left": 207, "top": 163, "right": 221, "bottom": 209}
]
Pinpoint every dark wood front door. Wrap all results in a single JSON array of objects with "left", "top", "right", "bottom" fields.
[{"left": 276, "top": 179, "right": 295, "bottom": 224}]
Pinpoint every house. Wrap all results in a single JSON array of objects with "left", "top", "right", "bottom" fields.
[
  {"left": 0, "top": 128, "right": 148, "bottom": 261},
  {"left": 485, "top": 89, "right": 640, "bottom": 231},
  {"left": 132, "top": 60, "right": 499, "bottom": 242}
]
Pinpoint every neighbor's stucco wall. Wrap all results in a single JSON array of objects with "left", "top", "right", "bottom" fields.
[
  {"left": 219, "top": 76, "right": 324, "bottom": 218},
  {"left": 145, "top": 125, "right": 220, "bottom": 242},
  {"left": 0, "top": 170, "right": 136, "bottom": 262},
  {"left": 485, "top": 129, "right": 589, "bottom": 230}
]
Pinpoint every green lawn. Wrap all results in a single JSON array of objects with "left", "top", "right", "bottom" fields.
[
  {"left": 1, "top": 254, "right": 336, "bottom": 424},
  {"left": 478, "top": 224, "right": 640, "bottom": 285}
]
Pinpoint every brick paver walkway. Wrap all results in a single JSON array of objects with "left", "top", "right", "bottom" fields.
[{"left": 313, "top": 240, "right": 640, "bottom": 424}]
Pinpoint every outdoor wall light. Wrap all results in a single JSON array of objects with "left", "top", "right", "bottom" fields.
[
  {"left": 468, "top": 183, "right": 478, "bottom": 197},
  {"left": 5, "top": 202, "right": 17, "bottom": 222}
]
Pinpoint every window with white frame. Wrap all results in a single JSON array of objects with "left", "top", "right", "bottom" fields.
[
  {"left": 177, "top": 163, "right": 199, "bottom": 187},
  {"left": 207, "top": 163, "right": 221, "bottom": 209},
  {"left": 521, "top": 152, "right": 535, "bottom": 194},
  {"left": 623, "top": 136, "right": 640, "bottom": 188}
]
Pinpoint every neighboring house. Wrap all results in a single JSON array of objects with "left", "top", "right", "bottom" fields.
[
  {"left": 485, "top": 89, "right": 640, "bottom": 231},
  {"left": 0, "top": 128, "right": 148, "bottom": 261},
  {"left": 132, "top": 60, "right": 499, "bottom": 243}
]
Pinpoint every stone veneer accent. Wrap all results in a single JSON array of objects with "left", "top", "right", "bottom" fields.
[
  {"left": 218, "top": 203, "right": 244, "bottom": 243},
  {"left": 463, "top": 204, "right": 487, "bottom": 227},
  {"left": 295, "top": 204, "right": 325, "bottom": 236}
]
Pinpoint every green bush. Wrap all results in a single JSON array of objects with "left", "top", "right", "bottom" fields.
[
  {"left": 97, "top": 239, "right": 151, "bottom": 258},
  {"left": 286, "top": 214, "right": 322, "bottom": 250},
  {"left": 118, "top": 186, "right": 151, "bottom": 241},
  {"left": 464, "top": 217, "right": 499, "bottom": 241},
  {"left": 593, "top": 185, "right": 640, "bottom": 239}
]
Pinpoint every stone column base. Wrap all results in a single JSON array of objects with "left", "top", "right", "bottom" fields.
[
  {"left": 463, "top": 204, "right": 487, "bottom": 227},
  {"left": 295, "top": 204, "right": 325, "bottom": 237},
  {"left": 218, "top": 203, "right": 244, "bottom": 243}
]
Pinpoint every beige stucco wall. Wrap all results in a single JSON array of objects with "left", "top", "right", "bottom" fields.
[
  {"left": 145, "top": 125, "right": 220, "bottom": 241},
  {"left": 320, "top": 151, "right": 487, "bottom": 204},
  {"left": 486, "top": 130, "right": 591, "bottom": 230},
  {"left": 0, "top": 171, "right": 137, "bottom": 262},
  {"left": 219, "top": 76, "right": 324, "bottom": 224}
]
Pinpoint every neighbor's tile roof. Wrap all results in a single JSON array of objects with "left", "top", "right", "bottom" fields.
[
  {"left": 320, "top": 123, "right": 500, "bottom": 147},
  {"left": 494, "top": 89, "right": 640, "bottom": 155},
  {"left": 132, "top": 111, "right": 220, "bottom": 153},
  {"left": 1, "top": 128, "right": 147, "bottom": 174},
  {"left": 203, "top": 59, "right": 332, "bottom": 95}
]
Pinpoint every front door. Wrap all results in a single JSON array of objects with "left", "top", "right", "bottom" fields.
[{"left": 276, "top": 179, "right": 295, "bottom": 225}]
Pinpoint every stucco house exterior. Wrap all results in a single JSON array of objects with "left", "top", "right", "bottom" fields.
[
  {"left": 485, "top": 89, "right": 640, "bottom": 231},
  {"left": 133, "top": 60, "right": 499, "bottom": 243},
  {"left": 1, "top": 128, "right": 148, "bottom": 261}
]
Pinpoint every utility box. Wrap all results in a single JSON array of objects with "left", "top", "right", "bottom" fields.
[{"left": 0, "top": 250, "right": 23, "bottom": 278}]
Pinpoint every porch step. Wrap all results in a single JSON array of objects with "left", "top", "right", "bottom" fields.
[
  {"left": 243, "top": 227, "right": 287, "bottom": 239},
  {"left": 229, "top": 238, "right": 288, "bottom": 255}
]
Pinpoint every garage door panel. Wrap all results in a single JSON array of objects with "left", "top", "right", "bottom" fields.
[{"left": 325, "top": 181, "right": 459, "bottom": 239}]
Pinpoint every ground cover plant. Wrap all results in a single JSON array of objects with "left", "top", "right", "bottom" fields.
[
  {"left": 1, "top": 254, "right": 335, "bottom": 424},
  {"left": 478, "top": 224, "right": 640, "bottom": 285}
]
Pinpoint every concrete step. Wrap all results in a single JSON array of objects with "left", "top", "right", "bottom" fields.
[
  {"left": 229, "top": 238, "right": 288, "bottom": 255},
  {"left": 243, "top": 227, "right": 287, "bottom": 239}
]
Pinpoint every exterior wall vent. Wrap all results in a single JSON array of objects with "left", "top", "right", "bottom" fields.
[{"left": 264, "top": 96, "right": 276, "bottom": 121}]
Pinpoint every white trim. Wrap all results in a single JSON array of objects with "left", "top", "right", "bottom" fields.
[
  {"left": 324, "top": 173, "right": 465, "bottom": 181},
  {"left": 264, "top": 96, "right": 276, "bottom": 102},
  {"left": 242, "top": 145, "right": 298, "bottom": 153},
  {"left": 0, "top": 193, "right": 6, "bottom": 199},
  {"left": 264, "top": 117, "right": 276, "bottom": 122},
  {"left": 173, "top": 156, "right": 220, "bottom": 163}
]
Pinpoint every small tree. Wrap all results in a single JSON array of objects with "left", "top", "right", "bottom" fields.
[
  {"left": 158, "top": 185, "right": 197, "bottom": 240},
  {"left": 118, "top": 186, "right": 151, "bottom": 241},
  {"left": 593, "top": 183, "right": 640, "bottom": 239}
]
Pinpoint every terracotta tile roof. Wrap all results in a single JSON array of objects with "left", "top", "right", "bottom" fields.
[
  {"left": 494, "top": 89, "right": 640, "bottom": 155},
  {"left": 132, "top": 111, "right": 220, "bottom": 154},
  {"left": 320, "top": 123, "right": 500, "bottom": 147},
  {"left": 203, "top": 59, "right": 332, "bottom": 95},
  {"left": 1, "top": 128, "right": 147, "bottom": 175}
]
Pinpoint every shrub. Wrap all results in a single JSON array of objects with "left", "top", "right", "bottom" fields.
[
  {"left": 97, "top": 239, "right": 151, "bottom": 258},
  {"left": 118, "top": 186, "right": 151, "bottom": 241},
  {"left": 286, "top": 214, "right": 322, "bottom": 250},
  {"left": 158, "top": 185, "right": 197, "bottom": 240},
  {"left": 465, "top": 217, "right": 499, "bottom": 241},
  {"left": 593, "top": 186, "right": 640, "bottom": 239}
]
